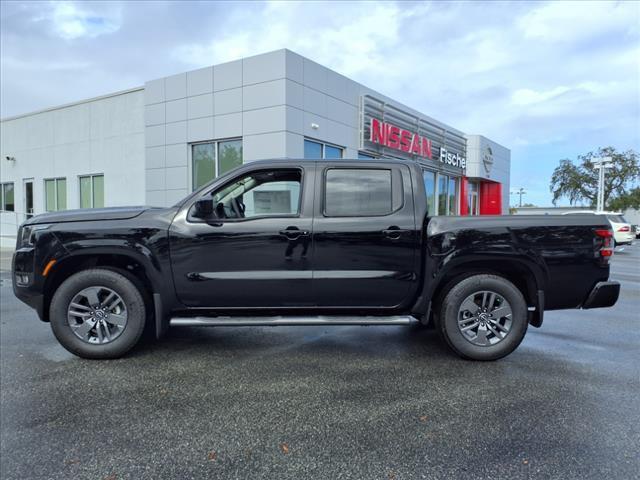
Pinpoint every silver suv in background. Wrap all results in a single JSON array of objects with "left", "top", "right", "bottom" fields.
[{"left": 563, "top": 211, "right": 634, "bottom": 246}]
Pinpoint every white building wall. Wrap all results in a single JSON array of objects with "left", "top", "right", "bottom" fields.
[{"left": 0, "top": 89, "right": 145, "bottom": 246}]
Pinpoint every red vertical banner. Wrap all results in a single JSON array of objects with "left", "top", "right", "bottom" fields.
[
  {"left": 479, "top": 181, "right": 502, "bottom": 215},
  {"left": 459, "top": 176, "right": 469, "bottom": 216}
]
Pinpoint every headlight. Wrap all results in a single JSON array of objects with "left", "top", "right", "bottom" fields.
[{"left": 19, "top": 224, "right": 50, "bottom": 248}]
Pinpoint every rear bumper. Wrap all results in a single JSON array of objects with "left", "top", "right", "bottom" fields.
[
  {"left": 582, "top": 281, "right": 620, "bottom": 309},
  {"left": 615, "top": 233, "right": 634, "bottom": 244}
]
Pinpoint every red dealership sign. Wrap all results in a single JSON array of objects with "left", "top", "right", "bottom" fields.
[{"left": 370, "top": 118, "right": 433, "bottom": 159}]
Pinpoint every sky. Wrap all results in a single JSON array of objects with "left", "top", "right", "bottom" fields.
[{"left": 1, "top": 0, "right": 639, "bottom": 206}]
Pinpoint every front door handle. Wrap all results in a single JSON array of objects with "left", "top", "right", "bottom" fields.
[{"left": 279, "top": 227, "right": 310, "bottom": 240}]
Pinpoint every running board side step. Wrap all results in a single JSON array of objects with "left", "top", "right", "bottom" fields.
[{"left": 170, "top": 315, "right": 418, "bottom": 327}]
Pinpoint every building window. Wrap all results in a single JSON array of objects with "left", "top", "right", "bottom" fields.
[
  {"left": 448, "top": 177, "right": 458, "bottom": 215},
  {"left": 422, "top": 170, "right": 436, "bottom": 216},
  {"left": 358, "top": 152, "right": 376, "bottom": 160},
  {"left": 438, "top": 174, "right": 448, "bottom": 215},
  {"left": 467, "top": 181, "right": 479, "bottom": 215},
  {"left": 434, "top": 173, "right": 459, "bottom": 216},
  {"left": 324, "top": 168, "right": 393, "bottom": 217},
  {"left": 1, "top": 183, "right": 15, "bottom": 211},
  {"left": 304, "top": 139, "right": 344, "bottom": 159},
  {"left": 191, "top": 139, "right": 243, "bottom": 190},
  {"left": 79, "top": 174, "right": 104, "bottom": 209},
  {"left": 44, "top": 178, "right": 67, "bottom": 212}
]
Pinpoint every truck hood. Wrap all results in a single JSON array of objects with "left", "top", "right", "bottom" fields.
[{"left": 23, "top": 206, "right": 153, "bottom": 225}]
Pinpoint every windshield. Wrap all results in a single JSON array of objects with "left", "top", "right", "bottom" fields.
[{"left": 607, "top": 215, "right": 627, "bottom": 223}]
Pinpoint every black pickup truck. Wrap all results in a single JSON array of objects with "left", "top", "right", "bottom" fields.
[{"left": 12, "top": 158, "right": 620, "bottom": 360}]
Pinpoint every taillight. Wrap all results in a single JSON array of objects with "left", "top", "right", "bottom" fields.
[
  {"left": 595, "top": 228, "right": 614, "bottom": 261},
  {"left": 618, "top": 226, "right": 630, "bottom": 232}
]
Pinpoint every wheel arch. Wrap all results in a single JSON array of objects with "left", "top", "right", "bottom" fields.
[
  {"left": 42, "top": 251, "right": 160, "bottom": 323},
  {"left": 419, "top": 256, "right": 546, "bottom": 328}
]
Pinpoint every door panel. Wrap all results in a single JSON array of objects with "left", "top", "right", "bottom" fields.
[
  {"left": 169, "top": 165, "right": 315, "bottom": 308},
  {"left": 312, "top": 164, "right": 419, "bottom": 308}
]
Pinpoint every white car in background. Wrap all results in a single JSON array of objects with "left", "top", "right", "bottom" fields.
[{"left": 563, "top": 211, "right": 634, "bottom": 246}]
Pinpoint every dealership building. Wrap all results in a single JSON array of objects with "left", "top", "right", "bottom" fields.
[{"left": 0, "top": 49, "right": 510, "bottom": 245}]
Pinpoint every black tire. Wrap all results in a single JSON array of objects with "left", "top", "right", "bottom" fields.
[
  {"left": 49, "top": 268, "right": 147, "bottom": 359},
  {"left": 436, "top": 274, "right": 528, "bottom": 361}
]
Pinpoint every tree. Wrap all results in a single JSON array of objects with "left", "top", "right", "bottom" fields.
[
  {"left": 550, "top": 147, "right": 639, "bottom": 208},
  {"left": 609, "top": 187, "right": 640, "bottom": 211}
]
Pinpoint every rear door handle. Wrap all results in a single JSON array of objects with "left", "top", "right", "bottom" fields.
[
  {"left": 279, "top": 227, "right": 309, "bottom": 240},
  {"left": 383, "top": 227, "right": 408, "bottom": 240}
]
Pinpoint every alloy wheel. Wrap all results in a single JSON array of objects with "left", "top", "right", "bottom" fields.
[
  {"left": 457, "top": 290, "right": 513, "bottom": 346},
  {"left": 67, "top": 286, "right": 128, "bottom": 344}
]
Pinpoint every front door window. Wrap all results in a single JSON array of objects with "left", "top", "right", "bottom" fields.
[{"left": 197, "top": 169, "right": 302, "bottom": 221}]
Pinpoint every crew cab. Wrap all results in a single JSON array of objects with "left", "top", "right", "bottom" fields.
[{"left": 12, "top": 159, "right": 620, "bottom": 360}]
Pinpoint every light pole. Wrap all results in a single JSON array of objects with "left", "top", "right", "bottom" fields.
[
  {"left": 593, "top": 157, "right": 613, "bottom": 212},
  {"left": 511, "top": 187, "right": 526, "bottom": 207}
]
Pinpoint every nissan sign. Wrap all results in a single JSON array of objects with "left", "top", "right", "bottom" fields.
[
  {"left": 369, "top": 118, "right": 466, "bottom": 170},
  {"left": 370, "top": 118, "right": 433, "bottom": 159}
]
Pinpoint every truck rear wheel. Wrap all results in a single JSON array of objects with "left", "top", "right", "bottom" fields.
[
  {"left": 437, "top": 274, "right": 528, "bottom": 361},
  {"left": 49, "top": 269, "right": 147, "bottom": 359}
]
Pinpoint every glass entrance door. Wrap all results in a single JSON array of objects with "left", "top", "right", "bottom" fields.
[{"left": 23, "top": 179, "right": 34, "bottom": 219}]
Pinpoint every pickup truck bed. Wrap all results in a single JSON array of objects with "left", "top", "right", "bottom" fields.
[{"left": 13, "top": 158, "right": 620, "bottom": 360}]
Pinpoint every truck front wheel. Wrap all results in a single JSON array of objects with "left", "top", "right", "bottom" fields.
[
  {"left": 49, "top": 269, "right": 147, "bottom": 359},
  {"left": 437, "top": 274, "right": 528, "bottom": 361}
]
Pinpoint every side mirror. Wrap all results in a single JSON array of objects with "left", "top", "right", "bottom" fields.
[{"left": 193, "top": 198, "right": 214, "bottom": 219}]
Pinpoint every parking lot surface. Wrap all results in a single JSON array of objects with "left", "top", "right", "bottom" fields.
[{"left": 1, "top": 246, "right": 639, "bottom": 480}]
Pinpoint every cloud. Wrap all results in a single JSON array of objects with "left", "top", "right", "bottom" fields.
[
  {"left": 35, "top": 1, "right": 122, "bottom": 40},
  {"left": 517, "top": 0, "right": 639, "bottom": 42},
  {"left": 171, "top": 0, "right": 412, "bottom": 78},
  {"left": 511, "top": 86, "right": 573, "bottom": 106}
]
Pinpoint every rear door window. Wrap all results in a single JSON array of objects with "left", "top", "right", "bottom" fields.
[{"left": 324, "top": 168, "right": 398, "bottom": 217}]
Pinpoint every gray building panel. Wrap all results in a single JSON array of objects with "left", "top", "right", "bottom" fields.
[
  {"left": 145, "top": 103, "right": 165, "bottom": 126},
  {"left": 187, "top": 93, "right": 214, "bottom": 119},
  {"left": 214, "top": 112, "right": 242, "bottom": 139},
  {"left": 243, "top": 79, "right": 287, "bottom": 111},
  {"left": 214, "top": 88, "right": 243, "bottom": 116},
  {"left": 146, "top": 145, "right": 165, "bottom": 169},
  {"left": 214, "top": 60, "right": 242, "bottom": 92},
  {"left": 187, "top": 116, "right": 214, "bottom": 143},
  {"left": 165, "top": 98, "right": 187, "bottom": 123},
  {"left": 242, "top": 49, "right": 286, "bottom": 85},
  {"left": 187, "top": 66, "right": 213, "bottom": 97},
  {"left": 164, "top": 73, "right": 187, "bottom": 101},
  {"left": 165, "top": 121, "right": 187, "bottom": 145},
  {"left": 165, "top": 143, "right": 188, "bottom": 168}
]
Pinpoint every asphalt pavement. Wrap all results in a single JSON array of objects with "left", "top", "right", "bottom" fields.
[{"left": 1, "top": 246, "right": 639, "bottom": 479}]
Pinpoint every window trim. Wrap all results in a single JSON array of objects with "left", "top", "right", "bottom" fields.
[
  {"left": 321, "top": 166, "right": 403, "bottom": 218},
  {"left": 78, "top": 173, "right": 104, "bottom": 209},
  {"left": 44, "top": 177, "right": 67, "bottom": 212},
  {"left": 189, "top": 137, "right": 243, "bottom": 191},
  {"left": 0, "top": 182, "right": 15, "bottom": 212},
  {"left": 187, "top": 167, "right": 305, "bottom": 224}
]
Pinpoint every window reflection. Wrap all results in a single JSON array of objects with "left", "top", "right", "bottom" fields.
[{"left": 325, "top": 169, "right": 392, "bottom": 216}]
